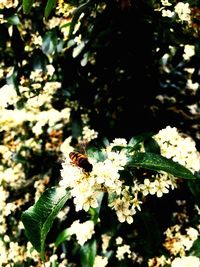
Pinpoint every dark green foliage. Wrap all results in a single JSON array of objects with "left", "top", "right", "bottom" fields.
[{"left": 80, "top": 239, "right": 97, "bottom": 267}]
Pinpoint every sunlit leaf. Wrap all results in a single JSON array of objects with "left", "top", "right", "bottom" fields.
[
  {"left": 45, "top": 0, "right": 57, "bottom": 19},
  {"left": 80, "top": 239, "right": 97, "bottom": 267},
  {"left": 128, "top": 132, "right": 154, "bottom": 150},
  {"left": 42, "top": 31, "right": 57, "bottom": 55},
  {"left": 22, "top": 0, "right": 34, "bottom": 14},
  {"left": 54, "top": 228, "right": 72, "bottom": 249},
  {"left": 126, "top": 152, "right": 196, "bottom": 180},
  {"left": 7, "top": 15, "right": 21, "bottom": 25},
  {"left": 190, "top": 238, "right": 200, "bottom": 257},
  {"left": 21, "top": 187, "right": 70, "bottom": 261}
]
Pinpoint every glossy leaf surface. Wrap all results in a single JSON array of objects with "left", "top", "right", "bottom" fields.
[
  {"left": 127, "top": 152, "right": 196, "bottom": 180},
  {"left": 21, "top": 187, "right": 70, "bottom": 260}
]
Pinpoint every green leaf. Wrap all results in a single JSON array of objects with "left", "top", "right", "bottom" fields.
[
  {"left": 111, "top": 145, "right": 125, "bottom": 152},
  {"left": 42, "top": 31, "right": 57, "bottom": 55},
  {"left": 128, "top": 132, "right": 154, "bottom": 150},
  {"left": 54, "top": 228, "right": 72, "bottom": 249},
  {"left": 7, "top": 15, "right": 21, "bottom": 25},
  {"left": 21, "top": 187, "right": 70, "bottom": 261},
  {"left": 45, "top": 0, "right": 57, "bottom": 19},
  {"left": 189, "top": 238, "right": 200, "bottom": 257},
  {"left": 88, "top": 192, "right": 104, "bottom": 223},
  {"left": 144, "top": 137, "right": 161, "bottom": 154},
  {"left": 87, "top": 146, "right": 106, "bottom": 162},
  {"left": 126, "top": 152, "right": 196, "bottom": 180},
  {"left": 22, "top": 0, "right": 34, "bottom": 14},
  {"left": 80, "top": 239, "right": 97, "bottom": 267}
]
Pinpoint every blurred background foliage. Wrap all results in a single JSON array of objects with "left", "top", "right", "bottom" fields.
[{"left": 0, "top": 0, "right": 200, "bottom": 266}]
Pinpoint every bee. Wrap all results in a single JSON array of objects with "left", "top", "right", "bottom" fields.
[{"left": 69, "top": 151, "right": 93, "bottom": 173}]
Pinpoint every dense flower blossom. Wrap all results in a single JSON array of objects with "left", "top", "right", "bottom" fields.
[
  {"left": 0, "top": 84, "right": 18, "bottom": 109},
  {"left": 174, "top": 2, "right": 191, "bottom": 22},
  {"left": 68, "top": 220, "right": 95, "bottom": 246},
  {"left": 116, "top": 244, "right": 132, "bottom": 260},
  {"left": 171, "top": 256, "right": 200, "bottom": 267},
  {"left": 60, "top": 127, "right": 199, "bottom": 224},
  {"left": 163, "top": 225, "right": 199, "bottom": 256},
  {"left": 154, "top": 126, "right": 200, "bottom": 173},
  {"left": 94, "top": 255, "right": 108, "bottom": 267}
]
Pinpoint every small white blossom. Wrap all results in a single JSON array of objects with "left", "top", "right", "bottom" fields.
[
  {"left": 154, "top": 179, "right": 169, "bottom": 198},
  {"left": 162, "top": 9, "right": 174, "bottom": 18},
  {"left": 183, "top": 45, "right": 195, "bottom": 60},
  {"left": 69, "top": 220, "right": 95, "bottom": 246},
  {"left": 139, "top": 179, "right": 156, "bottom": 196},
  {"left": 186, "top": 227, "right": 199, "bottom": 241},
  {"left": 116, "top": 244, "right": 132, "bottom": 260},
  {"left": 161, "top": 0, "right": 171, "bottom": 6},
  {"left": 154, "top": 126, "right": 200, "bottom": 173},
  {"left": 94, "top": 255, "right": 108, "bottom": 267},
  {"left": 82, "top": 126, "right": 98, "bottom": 142},
  {"left": 171, "top": 256, "right": 200, "bottom": 267},
  {"left": 174, "top": 2, "right": 191, "bottom": 22},
  {"left": 116, "top": 237, "right": 123, "bottom": 245},
  {"left": 102, "top": 234, "right": 111, "bottom": 252},
  {"left": 0, "top": 84, "right": 18, "bottom": 109}
]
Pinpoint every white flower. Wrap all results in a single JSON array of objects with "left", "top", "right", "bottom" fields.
[
  {"left": 60, "top": 137, "right": 73, "bottom": 155},
  {"left": 111, "top": 198, "right": 135, "bottom": 224},
  {"left": 94, "top": 255, "right": 108, "bottom": 267},
  {"left": 186, "top": 227, "right": 199, "bottom": 241},
  {"left": 0, "top": 84, "right": 18, "bottom": 109},
  {"left": 183, "top": 45, "right": 195, "bottom": 60},
  {"left": 154, "top": 179, "right": 169, "bottom": 198},
  {"left": 171, "top": 256, "right": 200, "bottom": 267},
  {"left": 69, "top": 220, "right": 95, "bottom": 246},
  {"left": 106, "top": 150, "right": 128, "bottom": 169},
  {"left": 116, "top": 237, "right": 123, "bottom": 245},
  {"left": 46, "top": 64, "right": 55, "bottom": 76},
  {"left": 187, "top": 79, "right": 199, "bottom": 91},
  {"left": 93, "top": 159, "right": 122, "bottom": 190},
  {"left": 82, "top": 126, "right": 98, "bottom": 142},
  {"left": 162, "top": 9, "right": 174, "bottom": 18},
  {"left": 109, "top": 138, "right": 127, "bottom": 148},
  {"left": 59, "top": 161, "right": 83, "bottom": 188},
  {"left": 161, "top": 0, "right": 171, "bottom": 6},
  {"left": 174, "top": 2, "right": 191, "bottom": 22},
  {"left": 116, "top": 244, "right": 131, "bottom": 260},
  {"left": 154, "top": 126, "right": 200, "bottom": 173},
  {"left": 101, "top": 234, "right": 111, "bottom": 252},
  {"left": 139, "top": 179, "right": 156, "bottom": 196}
]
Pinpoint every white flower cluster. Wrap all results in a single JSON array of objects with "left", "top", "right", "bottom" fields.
[
  {"left": 59, "top": 140, "right": 127, "bottom": 212},
  {"left": 158, "top": 1, "right": 191, "bottom": 23},
  {"left": 60, "top": 127, "right": 199, "bottom": 224},
  {"left": 81, "top": 126, "right": 98, "bottom": 142},
  {"left": 149, "top": 224, "right": 200, "bottom": 267},
  {"left": 171, "top": 256, "right": 200, "bottom": 267},
  {"left": 116, "top": 244, "right": 132, "bottom": 260},
  {"left": 163, "top": 225, "right": 199, "bottom": 256},
  {"left": 0, "top": 84, "right": 18, "bottom": 109},
  {"left": 154, "top": 126, "right": 200, "bottom": 173},
  {"left": 93, "top": 255, "right": 108, "bottom": 267},
  {"left": 0, "top": 0, "right": 18, "bottom": 9},
  {"left": 68, "top": 220, "right": 95, "bottom": 246},
  {"left": 174, "top": 2, "right": 191, "bottom": 22}
]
